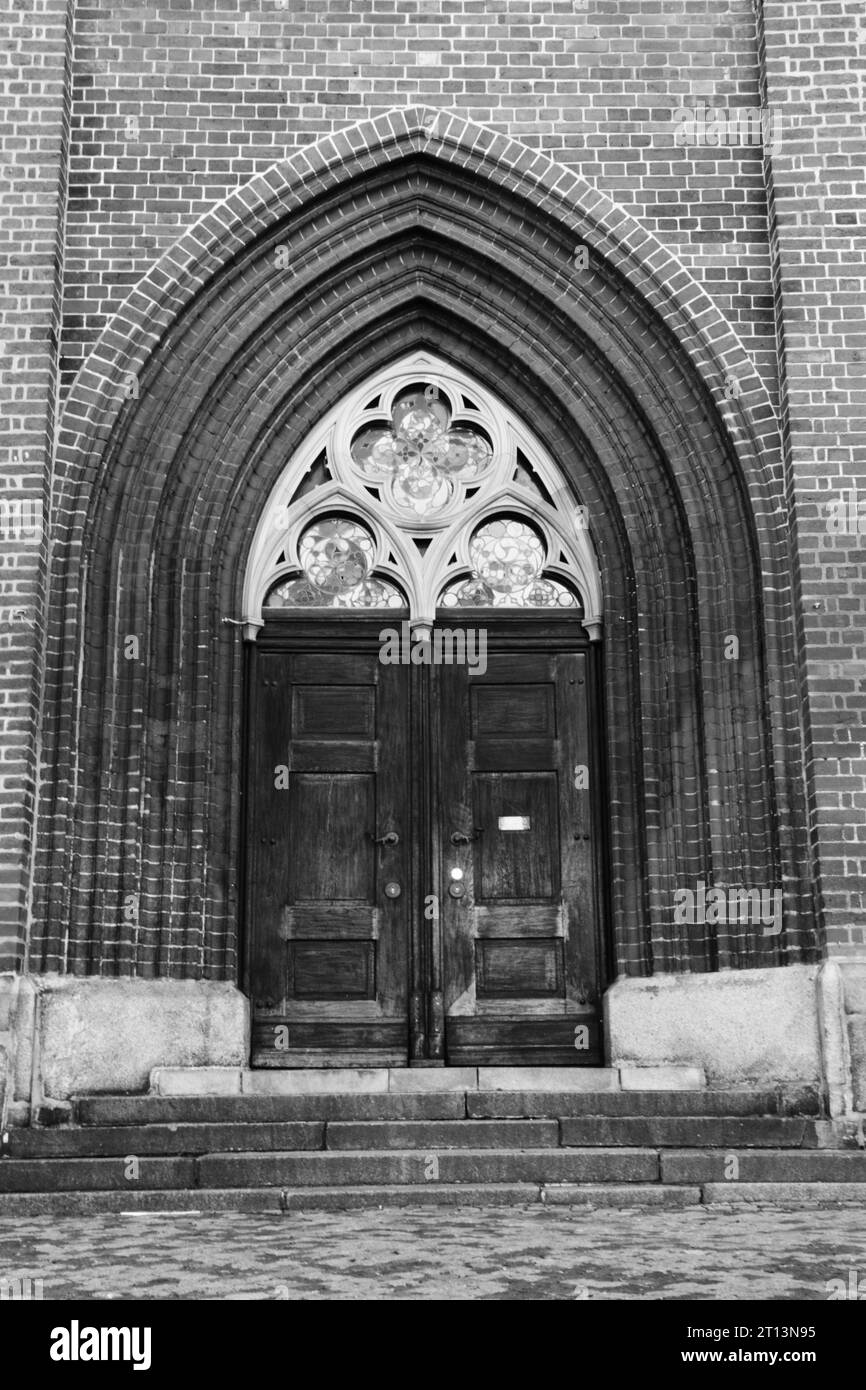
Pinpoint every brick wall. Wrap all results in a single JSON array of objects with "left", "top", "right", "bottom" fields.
[
  {"left": 758, "top": 0, "right": 866, "bottom": 955},
  {"left": 0, "top": 0, "right": 72, "bottom": 972},
  {"left": 61, "top": 0, "right": 778, "bottom": 392}
]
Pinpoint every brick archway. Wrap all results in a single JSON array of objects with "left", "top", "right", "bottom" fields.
[{"left": 35, "top": 110, "right": 815, "bottom": 983}]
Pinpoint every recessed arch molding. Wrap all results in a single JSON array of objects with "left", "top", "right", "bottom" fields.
[{"left": 34, "top": 109, "right": 816, "bottom": 984}]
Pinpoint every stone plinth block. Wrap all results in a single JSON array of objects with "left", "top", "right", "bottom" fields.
[
  {"left": 605, "top": 965, "right": 823, "bottom": 1089},
  {"left": 31, "top": 976, "right": 250, "bottom": 1099}
]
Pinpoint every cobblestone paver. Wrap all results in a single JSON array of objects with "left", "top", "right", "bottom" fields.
[{"left": 1, "top": 1206, "right": 865, "bottom": 1300}]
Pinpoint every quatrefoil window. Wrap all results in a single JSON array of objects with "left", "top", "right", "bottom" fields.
[{"left": 350, "top": 384, "right": 493, "bottom": 517}]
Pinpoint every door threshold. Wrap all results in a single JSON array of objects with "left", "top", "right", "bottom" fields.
[{"left": 149, "top": 1064, "right": 706, "bottom": 1097}]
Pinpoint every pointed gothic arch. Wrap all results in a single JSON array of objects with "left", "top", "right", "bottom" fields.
[{"left": 32, "top": 110, "right": 817, "bottom": 998}]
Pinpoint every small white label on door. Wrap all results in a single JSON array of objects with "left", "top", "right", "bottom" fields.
[{"left": 498, "top": 816, "right": 530, "bottom": 831}]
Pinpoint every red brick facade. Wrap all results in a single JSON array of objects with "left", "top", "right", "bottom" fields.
[{"left": 2, "top": 1, "right": 864, "bottom": 991}]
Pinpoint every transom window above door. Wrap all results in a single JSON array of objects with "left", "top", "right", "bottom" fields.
[{"left": 243, "top": 353, "right": 602, "bottom": 640}]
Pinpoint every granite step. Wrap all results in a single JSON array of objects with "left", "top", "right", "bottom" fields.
[
  {"left": 73, "top": 1092, "right": 467, "bottom": 1126},
  {"left": 3, "top": 1113, "right": 838, "bottom": 1161},
  {"left": 195, "top": 1148, "right": 661, "bottom": 1188},
  {"left": 467, "top": 1087, "right": 820, "bottom": 1118},
  {"left": 5, "top": 1122, "right": 326, "bottom": 1159},
  {"left": 660, "top": 1150, "right": 866, "bottom": 1183},
  {"left": 0, "top": 1184, "right": 703, "bottom": 1216},
  {"left": 557, "top": 1117, "right": 827, "bottom": 1149},
  {"left": 2, "top": 1179, "right": 866, "bottom": 1216},
  {"left": 323, "top": 1119, "right": 558, "bottom": 1150},
  {"left": 7, "top": 1118, "right": 556, "bottom": 1158},
  {"left": 0, "top": 1148, "right": 660, "bottom": 1191},
  {"left": 70, "top": 1085, "right": 821, "bottom": 1129},
  {"left": 0, "top": 1157, "right": 196, "bottom": 1192},
  {"left": 3, "top": 1141, "right": 865, "bottom": 1196}
]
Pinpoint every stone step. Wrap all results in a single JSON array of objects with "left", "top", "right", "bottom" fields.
[
  {"left": 196, "top": 1148, "right": 661, "bottom": 1187},
  {"left": 2, "top": 1180, "right": 866, "bottom": 1216},
  {"left": 74, "top": 1093, "right": 467, "bottom": 1126},
  {"left": 0, "top": 1148, "right": 660, "bottom": 1191},
  {"left": 324, "top": 1120, "right": 558, "bottom": 1150},
  {"left": 467, "top": 1088, "right": 820, "bottom": 1119},
  {"left": 558, "top": 1118, "right": 826, "bottom": 1149},
  {"left": 2, "top": 1144, "right": 865, "bottom": 1194},
  {"left": 71, "top": 1085, "right": 820, "bottom": 1129},
  {"left": 7, "top": 1118, "right": 556, "bottom": 1157},
  {"left": 0, "top": 1157, "right": 196, "bottom": 1192},
  {"left": 659, "top": 1150, "right": 866, "bottom": 1183},
  {"left": 0, "top": 1184, "right": 703, "bottom": 1215},
  {"left": 4, "top": 1122, "right": 326, "bottom": 1159},
  {"left": 3, "top": 1114, "right": 836, "bottom": 1159}
]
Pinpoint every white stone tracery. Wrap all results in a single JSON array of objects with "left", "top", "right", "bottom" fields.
[{"left": 242, "top": 352, "right": 603, "bottom": 641}]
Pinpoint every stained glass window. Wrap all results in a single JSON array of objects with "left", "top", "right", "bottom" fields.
[
  {"left": 249, "top": 361, "right": 601, "bottom": 636},
  {"left": 265, "top": 516, "right": 406, "bottom": 609},
  {"left": 350, "top": 384, "right": 493, "bottom": 518},
  {"left": 438, "top": 517, "right": 583, "bottom": 611}
]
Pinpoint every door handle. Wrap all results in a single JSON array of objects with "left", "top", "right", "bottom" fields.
[
  {"left": 368, "top": 831, "right": 400, "bottom": 847},
  {"left": 450, "top": 827, "right": 483, "bottom": 845}
]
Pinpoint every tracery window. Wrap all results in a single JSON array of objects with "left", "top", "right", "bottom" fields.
[
  {"left": 246, "top": 354, "right": 602, "bottom": 640},
  {"left": 439, "top": 518, "right": 581, "bottom": 610},
  {"left": 264, "top": 518, "right": 406, "bottom": 610}
]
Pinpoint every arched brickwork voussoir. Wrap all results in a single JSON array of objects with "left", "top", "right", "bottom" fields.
[{"left": 35, "top": 111, "right": 815, "bottom": 983}]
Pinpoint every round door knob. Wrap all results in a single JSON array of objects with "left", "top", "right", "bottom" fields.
[
  {"left": 448, "top": 882, "right": 466, "bottom": 899},
  {"left": 384, "top": 881, "right": 402, "bottom": 898}
]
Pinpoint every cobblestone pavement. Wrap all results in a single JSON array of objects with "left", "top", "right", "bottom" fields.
[{"left": 2, "top": 1205, "right": 865, "bottom": 1300}]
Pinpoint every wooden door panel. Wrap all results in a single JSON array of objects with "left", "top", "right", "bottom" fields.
[
  {"left": 474, "top": 904, "right": 563, "bottom": 936},
  {"left": 248, "top": 641, "right": 409, "bottom": 1067},
  {"left": 474, "top": 773, "right": 560, "bottom": 901},
  {"left": 446, "top": 1016, "right": 590, "bottom": 1058},
  {"left": 471, "top": 683, "right": 556, "bottom": 736},
  {"left": 289, "top": 743, "right": 376, "bottom": 773},
  {"left": 289, "top": 773, "right": 375, "bottom": 901},
  {"left": 475, "top": 939, "right": 564, "bottom": 996},
  {"left": 282, "top": 905, "right": 379, "bottom": 938},
  {"left": 292, "top": 684, "right": 375, "bottom": 737},
  {"left": 439, "top": 633, "right": 603, "bottom": 1066},
  {"left": 289, "top": 941, "right": 375, "bottom": 999},
  {"left": 473, "top": 740, "right": 557, "bottom": 772}
]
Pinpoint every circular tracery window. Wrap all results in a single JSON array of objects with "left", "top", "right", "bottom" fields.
[
  {"left": 265, "top": 517, "right": 406, "bottom": 610},
  {"left": 439, "top": 516, "right": 582, "bottom": 611},
  {"left": 247, "top": 357, "right": 601, "bottom": 635}
]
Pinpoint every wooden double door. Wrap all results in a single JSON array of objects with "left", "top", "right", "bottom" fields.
[{"left": 245, "top": 615, "right": 607, "bottom": 1067}]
